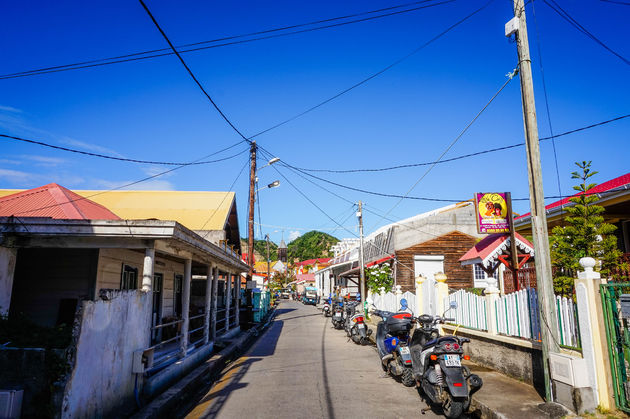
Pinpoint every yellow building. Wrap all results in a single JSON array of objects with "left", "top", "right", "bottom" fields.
[{"left": 0, "top": 189, "right": 242, "bottom": 253}]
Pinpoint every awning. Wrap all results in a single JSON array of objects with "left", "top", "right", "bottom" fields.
[
  {"left": 459, "top": 232, "right": 534, "bottom": 269},
  {"left": 339, "top": 255, "right": 394, "bottom": 277}
]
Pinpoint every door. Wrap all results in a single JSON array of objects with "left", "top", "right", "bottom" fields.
[
  {"left": 151, "top": 273, "right": 163, "bottom": 345},
  {"left": 414, "top": 255, "right": 444, "bottom": 316}
]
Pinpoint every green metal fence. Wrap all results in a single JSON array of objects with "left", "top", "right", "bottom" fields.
[{"left": 600, "top": 282, "right": 630, "bottom": 413}]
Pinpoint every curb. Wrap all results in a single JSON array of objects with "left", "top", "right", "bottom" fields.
[{"left": 131, "top": 309, "right": 278, "bottom": 419}]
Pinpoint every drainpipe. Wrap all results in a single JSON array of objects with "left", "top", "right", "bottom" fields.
[{"left": 180, "top": 258, "right": 192, "bottom": 357}]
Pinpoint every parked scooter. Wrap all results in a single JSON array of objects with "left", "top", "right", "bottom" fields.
[
  {"left": 348, "top": 302, "right": 371, "bottom": 345},
  {"left": 370, "top": 298, "right": 415, "bottom": 387},
  {"left": 409, "top": 302, "right": 483, "bottom": 418},
  {"left": 322, "top": 297, "right": 332, "bottom": 317},
  {"left": 331, "top": 299, "right": 345, "bottom": 329}
]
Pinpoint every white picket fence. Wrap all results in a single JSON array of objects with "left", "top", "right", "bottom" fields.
[
  {"left": 372, "top": 291, "right": 418, "bottom": 315},
  {"left": 444, "top": 290, "right": 488, "bottom": 331},
  {"left": 444, "top": 288, "right": 581, "bottom": 348}
]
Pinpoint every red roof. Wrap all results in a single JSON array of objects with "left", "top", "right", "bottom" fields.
[
  {"left": 516, "top": 172, "right": 630, "bottom": 220},
  {"left": 459, "top": 232, "right": 534, "bottom": 265},
  {"left": 295, "top": 273, "right": 315, "bottom": 284},
  {"left": 295, "top": 258, "right": 332, "bottom": 266},
  {"left": 0, "top": 183, "right": 120, "bottom": 220}
]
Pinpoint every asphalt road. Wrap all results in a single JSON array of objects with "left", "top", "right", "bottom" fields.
[{"left": 184, "top": 300, "right": 444, "bottom": 419}]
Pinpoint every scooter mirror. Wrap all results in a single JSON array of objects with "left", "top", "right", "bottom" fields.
[
  {"left": 400, "top": 298, "right": 408, "bottom": 311},
  {"left": 450, "top": 300, "right": 458, "bottom": 309}
]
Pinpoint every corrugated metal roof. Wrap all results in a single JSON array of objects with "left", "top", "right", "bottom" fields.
[
  {"left": 0, "top": 183, "right": 120, "bottom": 220},
  {"left": 0, "top": 189, "right": 235, "bottom": 231}
]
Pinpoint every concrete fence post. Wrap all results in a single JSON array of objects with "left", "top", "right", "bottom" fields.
[
  {"left": 142, "top": 246, "right": 155, "bottom": 292},
  {"left": 435, "top": 272, "right": 449, "bottom": 316},
  {"left": 415, "top": 276, "right": 426, "bottom": 316},
  {"left": 484, "top": 286, "right": 500, "bottom": 335},
  {"left": 575, "top": 257, "right": 614, "bottom": 410}
]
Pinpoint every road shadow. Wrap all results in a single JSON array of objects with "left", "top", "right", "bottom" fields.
[
  {"left": 247, "top": 319, "right": 284, "bottom": 357},
  {"left": 188, "top": 356, "right": 262, "bottom": 419},
  {"left": 320, "top": 317, "right": 336, "bottom": 419}
]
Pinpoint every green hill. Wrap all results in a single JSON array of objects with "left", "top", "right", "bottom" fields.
[
  {"left": 287, "top": 231, "right": 339, "bottom": 262},
  {"left": 240, "top": 238, "right": 278, "bottom": 261}
]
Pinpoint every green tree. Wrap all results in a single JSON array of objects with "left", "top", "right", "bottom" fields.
[
  {"left": 366, "top": 264, "right": 394, "bottom": 293},
  {"left": 550, "top": 161, "right": 621, "bottom": 296},
  {"left": 287, "top": 231, "right": 339, "bottom": 261}
]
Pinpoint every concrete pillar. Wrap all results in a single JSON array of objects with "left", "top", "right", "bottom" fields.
[
  {"left": 211, "top": 267, "right": 219, "bottom": 342},
  {"left": 203, "top": 264, "right": 213, "bottom": 345},
  {"left": 0, "top": 247, "right": 17, "bottom": 315},
  {"left": 225, "top": 272, "right": 232, "bottom": 332},
  {"left": 575, "top": 257, "right": 614, "bottom": 409},
  {"left": 484, "top": 286, "right": 500, "bottom": 335},
  {"left": 180, "top": 258, "right": 192, "bottom": 357},
  {"left": 235, "top": 272, "right": 241, "bottom": 326},
  {"left": 142, "top": 246, "right": 155, "bottom": 292},
  {"left": 435, "top": 272, "right": 449, "bottom": 315},
  {"left": 415, "top": 276, "right": 425, "bottom": 316}
]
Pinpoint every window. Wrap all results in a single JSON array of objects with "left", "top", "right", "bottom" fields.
[
  {"left": 473, "top": 264, "right": 498, "bottom": 287},
  {"left": 121, "top": 264, "right": 138, "bottom": 290}
]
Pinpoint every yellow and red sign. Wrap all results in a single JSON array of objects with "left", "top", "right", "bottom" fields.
[{"left": 474, "top": 192, "right": 510, "bottom": 234}]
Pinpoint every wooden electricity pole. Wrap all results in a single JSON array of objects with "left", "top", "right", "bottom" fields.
[
  {"left": 512, "top": 0, "right": 560, "bottom": 401},
  {"left": 358, "top": 201, "right": 367, "bottom": 314},
  {"left": 247, "top": 141, "right": 257, "bottom": 278},
  {"left": 265, "top": 234, "right": 271, "bottom": 283}
]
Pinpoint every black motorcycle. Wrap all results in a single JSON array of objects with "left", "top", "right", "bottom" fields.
[
  {"left": 409, "top": 304, "right": 483, "bottom": 418},
  {"left": 371, "top": 299, "right": 415, "bottom": 387},
  {"left": 331, "top": 299, "right": 345, "bottom": 329}
]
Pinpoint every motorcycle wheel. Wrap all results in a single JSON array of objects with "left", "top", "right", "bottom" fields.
[
  {"left": 401, "top": 367, "right": 415, "bottom": 387},
  {"left": 443, "top": 393, "right": 465, "bottom": 419}
]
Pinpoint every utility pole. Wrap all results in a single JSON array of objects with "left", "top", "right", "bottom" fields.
[
  {"left": 265, "top": 234, "right": 271, "bottom": 285},
  {"left": 357, "top": 201, "right": 367, "bottom": 315},
  {"left": 511, "top": 0, "right": 560, "bottom": 401},
  {"left": 247, "top": 141, "right": 257, "bottom": 278}
]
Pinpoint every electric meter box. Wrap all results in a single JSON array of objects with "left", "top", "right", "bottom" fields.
[{"left": 505, "top": 17, "right": 519, "bottom": 37}]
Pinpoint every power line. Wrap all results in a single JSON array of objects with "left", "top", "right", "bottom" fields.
[
  {"left": 246, "top": 0, "right": 496, "bottom": 140},
  {"left": 285, "top": 113, "right": 630, "bottom": 173},
  {"left": 139, "top": 0, "right": 249, "bottom": 141},
  {"left": 200, "top": 157, "right": 250, "bottom": 237},
  {"left": 10, "top": 146, "right": 250, "bottom": 216},
  {"left": 1, "top": 0, "right": 453, "bottom": 81},
  {"left": 369, "top": 68, "right": 517, "bottom": 230},
  {"left": 542, "top": 0, "right": 630, "bottom": 66},
  {"left": 600, "top": 0, "right": 630, "bottom": 5},
  {"left": 531, "top": 0, "right": 561, "bottom": 197},
  {"left": 0, "top": 133, "right": 247, "bottom": 165}
]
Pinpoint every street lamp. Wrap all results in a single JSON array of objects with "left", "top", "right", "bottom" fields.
[
  {"left": 258, "top": 157, "right": 280, "bottom": 171},
  {"left": 256, "top": 180, "right": 280, "bottom": 193}
]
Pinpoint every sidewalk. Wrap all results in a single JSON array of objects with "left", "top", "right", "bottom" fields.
[
  {"left": 364, "top": 318, "right": 567, "bottom": 419},
  {"left": 131, "top": 308, "right": 278, "bottom": 419}
]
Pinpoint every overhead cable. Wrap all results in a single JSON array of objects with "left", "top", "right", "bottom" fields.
[
  {"left": 1, "top": 0, "right": 453, "bottom": 80},
  {"left": 139, "top": 0, "right": 249, "bottom": 141},
  {"left": 543, "top": 0, "right": 630, "bottom": 66},
  {"left": 10, "top": 146, "right": 249, "bottom": 215},
  {"left": 246, "top": 0, "right": 495, "bottom": 139},
  {"left": 0, "top": 134, "right": 247, "bottom": 165}
]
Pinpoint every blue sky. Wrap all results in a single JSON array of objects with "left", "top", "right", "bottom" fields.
[{"left": 1, "top": 0, "right": 628, "bottom": 245}]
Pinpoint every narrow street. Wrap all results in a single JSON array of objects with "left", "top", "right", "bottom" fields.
[{"left": 184, "top": 300, "right": 444, "bottom": 419}]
